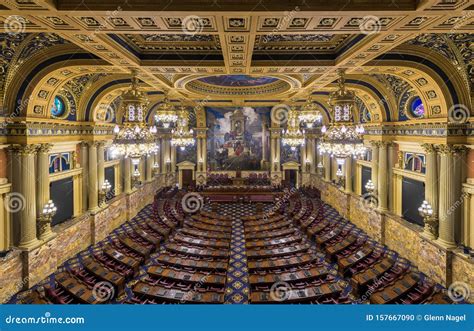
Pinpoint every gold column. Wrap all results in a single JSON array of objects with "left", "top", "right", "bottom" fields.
[
  {"left": 378, "top": 142, "right": 388, "bottom": 211},
  {"left": 0, "top": 182, "right": 12, "bottom": 252},
  {"left": 146, "top": 154, "right": 153, "bottom": 182},
  {"left": 437, "top": 145, "right": 458, "bottom": 248},
  {"left": 80, "top": 142, "right": 88, "bottom": 212},
  {"left": 18, "top": 145, "right": 40, "bottom": 249},
  {"left": 123, "top": 157, "right": 132, "bottom": 194},
  {"left": 371, "top": 141, "right": 379, "bottom": 195},
  {"left": 421, "top": 143, "right": 439, "bottom": 236},
  {"left": 323, "top": 154, "right": 331, "bottom": 181},
  {"left": 36, "top": 144, "right": 53, "bottom": 216},
  {"left": 88, "top": 142, "right": 99, "bottom": 212},
  {"left": 344, "top": 157, "right": 353, "bottom": 193},
  {"left": 387, "top": 143, "right": 396, "bottom": 212},
  {"left": 97, "top": 141, "right": 105, "bottom": 189}
]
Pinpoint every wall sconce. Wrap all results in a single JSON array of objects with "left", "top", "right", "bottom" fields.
[
  {"left": 99, "top": 180, "right": 112, "bottom": 206},
  {"left": 418, "top": 200, "right": 437, "bottom": 240},
  {"left": 38, "top": 200, "right": 57, "bottom": 241}
]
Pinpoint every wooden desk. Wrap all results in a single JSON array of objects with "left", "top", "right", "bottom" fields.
[
  {"left": 250, "top": 282, "right": 342, "bottom": 304},
  {"left": 245, "top": 235, "right": 301, "bottom": 249},
  {"left": 133, "top": 282, "right": 224, "bottom": 303},
  {"left": 246, "top": 228, "right": 296, "bottom": 240},
  {"left": 244, "top": 215, "right": 285, "bottom": 226},
  {"left": 352, "top": 257, "right": 395, "bottom": 292},
  {"left": 248, "top": 254, "right": 322, "bottom": 271},
  {"left": 338, "top": 245, "right": 374, "bottom": 274},
  {"left": 247, "top": 244, "right": 310, "bottom": 259},
  {"left": 103, "top": 247, "right": 141, "bottom": 273},
  {"left": 370, "top": 273, "right": 419, "bottom": 304},
  {"left": 184, "top": 220, "right": 232, "bottom": 233},
  {"left": 325, "top": 234, "right": 358, "bottom": 258},
  {"left": 249, "top": 266, "right": 329, "bottom": 286},
  {"left": 148, "top": 266, "right": 226, "bottom": 287},
  {"left": 173, "top": 234, "right": 230, "bottom": 249},
  {"left": 55, "top": 272, "right": 102, "bottom": 304},
  {"left": 156, "top": 254, "right": 228, "bottom": 272},
  {"left": 165, "top": 243, "right": 229, "bottom": 259},
  {"left": 244, "top": 220, "right": 294, "bottom": 233},
  {"left": 181, "top": 228, "right": 231, "bottom": 240},
  {"left": 82, "top": 257, "right": 126, "bottom": 294},
  {"left": 118, "top": 236, "right": 153, "bottom": 259}
]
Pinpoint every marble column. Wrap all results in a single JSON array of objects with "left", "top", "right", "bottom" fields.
[
  {"left": 421, "top": 143, "right": 439, "bottom": 238},
  {"left": 123, "top": 157, "right": 132, "bottom": 194},
  {"left": 437, "top": 145, "right": 460, "bottom": 248},
  {"left": 97, "top": 142, "right": 105, "bottom": 190},
  {"left": 80, "top": 142, "right": 89, "bottom": 212},
  {"left": 378, "top": 142, "right": 389, "bottom": 211},
  {"left": 88, "top": 142, "right": 99, "bottom": 212},
  {"left": 345, "top": 156, "right": 353, "bottom": 193},
  {"left": 160, "top": 138, "right": 167, "bottom": 174},
  {"left": 18, "top": 145, "right": 40, "bottom": 249},
  {"left": 371, "top": 141, "right": 379, "bottom": 195}
]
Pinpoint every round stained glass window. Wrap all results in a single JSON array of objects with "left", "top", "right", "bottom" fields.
[
  {"left": 409, "top": 97, "right": 424, "bottom": 118},
  {"left": 51, "top": 96, "right": 66, "bottom": 117}
]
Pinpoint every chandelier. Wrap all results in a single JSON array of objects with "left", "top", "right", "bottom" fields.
[
  {"left": 319, "top": 69, "right": 366, "bottom": 162},
  {"left": 154, "top": 94, "right": 178, "bottom": 128},
  {"left": 171, "top": 104, "right": 195, "bottom": 151},
  {"left": 299, "top": 94, "right": 322, "bottom": 128},
  {"left": 111, "top": 71, "right": 158, "bottom": 165},
  {"left": 282, "top": 104, "right": 305, "bottom": 151}
]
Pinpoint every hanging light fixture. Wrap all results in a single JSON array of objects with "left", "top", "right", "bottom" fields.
[
  {"left": 299, "top": 94, "right": 322, "bottom": 128},
  {"left": 171, "top": 103, "right": 195, "bottom": 151},
  {"left": 282, "top": 104, "right": 305, "bottom": 151},
  {"left": 154, "top": 94, "right": 178, "bottom": 128},
  {"left": 111, "top": 70, "right": 158, "bottom": 164},
  {"left": 319, "top": 69, "right": 366, "bottom": 163}
]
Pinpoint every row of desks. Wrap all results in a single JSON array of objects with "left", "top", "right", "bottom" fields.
[
  {"left": 134, "top": 282, "right": 224, "bottom": 304},
  {"left": 147, "top": 266, "right": 226, "bottom": 287},
  {"left": 251, "top": 282, "right": 343, "bottom": 304}
]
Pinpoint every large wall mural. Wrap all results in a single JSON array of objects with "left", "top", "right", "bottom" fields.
[{"left": 206, "top": 107, "right": 270, "bottom": 171}]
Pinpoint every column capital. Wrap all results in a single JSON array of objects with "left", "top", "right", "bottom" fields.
[
  {"left": 421, "top": 143, "right": 437, "bottom": 154},
  {"left": 36, "top": 143, "right": 53, "bottom": 154},
  {"left": 9, "top": 144, "right": 38, "bottom": 155},
  {"left": 79, "top": 141, "right": 89, "bottom": 148},
  {"left": 87, "top": 141, "right": 101, "bottom": 148},
  {"left": 437, "top": 144, "right": 468, "bottom": 155}
]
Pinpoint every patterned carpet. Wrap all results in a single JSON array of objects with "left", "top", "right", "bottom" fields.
[{"left": 204, "top": 203, "right": 256, "bottom": 304}]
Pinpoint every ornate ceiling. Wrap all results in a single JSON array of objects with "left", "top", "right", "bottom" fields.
[{"left": 0, "top": 0, "right": 472, "bottom": 126}]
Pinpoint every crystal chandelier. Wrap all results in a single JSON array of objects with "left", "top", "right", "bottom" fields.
[
  {"left": 111, "top": 71, "right": 158, "bottom": 164},
  {"left": 282, "top": 104, "right": 305, "bottom": 151},
  {"left": 171, "top": 104, "right": 195, "bottom": 151},
  {"left": 319, "top": 69, "right": 366, "bottom": 162},
  {"left": 299, "top": 94, "right": 322, "bottom": 128},
  {"left": 154, "top": 94, "right": 178, "bottom": 128}
]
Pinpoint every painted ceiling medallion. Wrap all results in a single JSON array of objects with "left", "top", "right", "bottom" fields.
[
  {"left": 197, "top": 75, "right": 278, "bottom": 87},
  {"left": 185, "top": 75, "right": 291, "bottom": 97}
]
